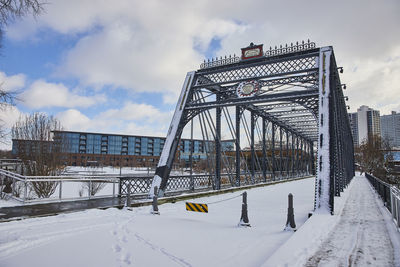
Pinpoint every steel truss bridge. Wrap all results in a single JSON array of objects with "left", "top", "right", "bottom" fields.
[{"left": 147, "top": 41, "right": 355, "bottom": 213}]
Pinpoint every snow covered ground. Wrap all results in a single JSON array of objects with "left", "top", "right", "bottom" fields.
[
  {"left": 0, "top": 177, "right": 315, "bottom": 267},
  {"left": 0, "top": 175, "right": 399, "bottom": 267},
  {"left": 63, "top": 166, "right": 192, "bottom": 176},
  {"left": 265, "top": 175, "right": 400, "bottom": 267},
  {"left": 305, "top": 176, "right": 395, "bottom": 266}
]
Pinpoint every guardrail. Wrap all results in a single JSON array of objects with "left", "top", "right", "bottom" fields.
[
  {"left": 0, "top": 169, "right": 119, "bottom": 203},
  {"left": 365, "top": 173, "right": 400, "bottom": 230}
]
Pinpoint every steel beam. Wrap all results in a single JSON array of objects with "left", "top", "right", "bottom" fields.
[{"left": 235, "top": 106, "right": 241, "bottom": 186}]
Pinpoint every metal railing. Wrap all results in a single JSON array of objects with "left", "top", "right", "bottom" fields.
[
  {"left": 119, "top": 171, "right": 312, "bottom": 197},
  {"left": 0, "top": 169, "right": 119, "bottom": 204},
  {"left": 365, "top": 173, "right": 400, "bottom": 230},
  {"left": 1, "top": 168, "right": 312, "bottom": 204}
]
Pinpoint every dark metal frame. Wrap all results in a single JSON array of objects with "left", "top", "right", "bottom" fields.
[{"left": 150, "top": 41, "right": 354, "bottom": 214}]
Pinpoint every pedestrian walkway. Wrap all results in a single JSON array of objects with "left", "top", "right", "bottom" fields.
[{"left": 305, "top": 176, "right": 396, "bottom": 266}]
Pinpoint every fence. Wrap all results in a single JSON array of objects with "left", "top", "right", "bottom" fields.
[
  {"left": 0, "top": 169, "right": 119, "bottom": 204},
  {"left": 1, "top": 168, "right": 312, "bottom": 204},
  {"left": 119, "top": 171, "right": 312, "bottom": 196},
  {"left": 365, "top": 173, "right": 400, "bottom": 230}
]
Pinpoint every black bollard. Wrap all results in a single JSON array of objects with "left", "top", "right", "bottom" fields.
[
  {"left": 238, "top": 191, "right": 250, "bottom": 227},
  {"left": 151, "top": 186, "right": 160, "bottom": 215},
  {"left": 284, "top": 193, "right": 296, "bottom": 231},
  {"left": 125, "top": 183, "right": 131, "bottom": 208}
]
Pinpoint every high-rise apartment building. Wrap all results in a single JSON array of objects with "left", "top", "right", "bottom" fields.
[
  {"left": 381, "top": 111, "right": 400, "bottom": 148},
  {"left": 348, "top": 112, "right": 359, "bottom": 147},
  {"left": 348, "top": 105, "right": 381, "bottom": 146}
]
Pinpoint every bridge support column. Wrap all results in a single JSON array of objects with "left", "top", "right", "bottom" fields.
[
  {"left": 215, "top": 93, "right": 221, "bottom": 190},
  {"left": 279, "top": 128, "right": 283, "bottom": 179},
  {"left": 235, "top": 106, "right": 241, "bottom": 186},
  {"left": 271, "top": 123, "right": 276, "bottom": 181},
  {"left": 291, "top": 134, "right": 295, "bottom": 177},
  {"left": 315, "top": 46, "right": 334, "bottom": 214},
  {"left": 295, "top": 136, "right": 299, "bottom": 176},
  {"left": 190, "top": 120, "right": 195, "bottom": 191},
  {"left": 285, "top": 131, "right": 289, "bottom": 178},
  {"left": 251, "top": 112, "right": 256, "bottom": 183},
  {"left": 310, "top": 141, "right": 315, "bottom": 175},
  {"left": 300, "top": 138, "right": 304, "bottom": 175},
  {"left": 262, "top": 117, "right": 267, "bottom": 182}
]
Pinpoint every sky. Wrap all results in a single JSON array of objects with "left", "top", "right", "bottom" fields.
[{"left": 0, "top": 0, "right": 399, "bottom": 150}]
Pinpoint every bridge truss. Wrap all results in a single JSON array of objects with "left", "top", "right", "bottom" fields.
[{"left": 150, "top": 41, "right": 354, "bottom": 213}]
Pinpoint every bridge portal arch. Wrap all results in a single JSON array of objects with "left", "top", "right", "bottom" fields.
[{"left": 149, "top": 41, "right": 354, "bottom": 214}]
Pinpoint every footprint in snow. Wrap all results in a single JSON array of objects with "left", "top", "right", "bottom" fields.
[
  {"left": 113, "top": 244, "right": 121, "bottom": 253},
  {"left": 122, "top": 252, "right": 132, "bottom": 265}
]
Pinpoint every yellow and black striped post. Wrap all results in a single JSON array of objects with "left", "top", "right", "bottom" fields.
[{"left": 186, "top": 202, "right": 208, "bottom": 213}]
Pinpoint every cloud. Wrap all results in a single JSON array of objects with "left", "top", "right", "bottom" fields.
[
  {"left": 56, "top": 102, "right": 171, "bottom": 136},
  {"left": 97, "top": 102, "right": 171, "bottom": 122},
  {"left": 56, "top": 109, "right": 91, "bottom": 131},
  {"left": 0, "top": 105, "right": 24, "bottom": 129},
  {"left": 0, "top": 106, "right": 25, "bottom": 149},
  {"left": 3, "top": 0, "right": 400, "bottom": 136},
  {"left": 343, "top": 45, "right": 400, "bottom": 115},
  {"left": 0, "top": 72, "right": 26, "bottom": 92},
  {"left": 57, "top": 17, "right": 244, "bottom": 98},
  {"left": 6, "top": 0, "right": 246, "bottom": 100},
  {"left": 20, "top": 79, "right": 106, "bottom": 109}
]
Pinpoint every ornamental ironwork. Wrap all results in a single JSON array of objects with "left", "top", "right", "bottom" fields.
[{"left": 200, "top": 40, "right": 316, "bottom": 70}]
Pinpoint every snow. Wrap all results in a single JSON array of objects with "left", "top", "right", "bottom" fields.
[
  {"left": 64, "top": 166, "right": 156, "bottom": 175},
  {"left": 1, "top": 175, "right": 398, "bottom": 267},
  {"left": 64, "top": 166, "right": 188, "bottom": 176},
  {"left": 265, "top": 175, "right": 400, "bottom": 267},
  {"left": 0, "top": 198, "right": 21, "bottom": 207},
  {"left": 315, "top": 47, "right": 332, "bottom": 213},
  {"left": 0, "top": 177, "right": 315, "bottom": 267}
]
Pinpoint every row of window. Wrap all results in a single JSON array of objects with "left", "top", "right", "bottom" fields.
[{"left": 57, "top": 132, "right": 227, "bottom": 157}]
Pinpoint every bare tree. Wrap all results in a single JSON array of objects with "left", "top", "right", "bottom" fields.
[
  {"left": 79, "top": 169, "right": 106, "bottom": 197},
  {"left": 356, "top": 134, "right": 392, "bottom": 181},
  {"left": 12, "top": 112, "right": 65, "bottom": 198},
  {"left": 0, "top": 0, "right": 45, "bottom": 142},
  {"left": 0, "top": 84, "right": 21, "bottom": 143},
  {"left": 81, "top": 180, "right": 107, "bottom": 197},
  {"left": 0, "top": 86, "right": 17, "bottom": 106},
  {"left": 0, "top": 0, "right": 43, "bottom": 26}
]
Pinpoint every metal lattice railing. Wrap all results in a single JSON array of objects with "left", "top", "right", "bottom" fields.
[
  {"left": 119, "top": 174, "right": 214, "bottom": 196},
  {"left": 366, "top": 173, "right": 400, "bottom": 229},
  {"left": 119, "top": 172, "right": 312, "bottom": 196}
]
